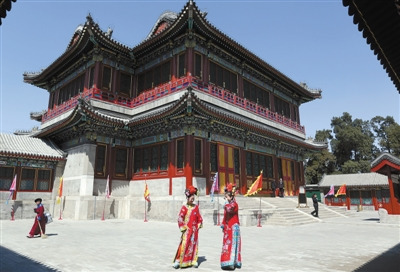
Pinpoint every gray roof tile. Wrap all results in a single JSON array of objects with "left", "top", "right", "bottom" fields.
[
  {"left": 319, "top": 172, "right": 388, "bottom": 187},
  {"left": 0, "top": 133, "right": 65, "bottom": 160}
]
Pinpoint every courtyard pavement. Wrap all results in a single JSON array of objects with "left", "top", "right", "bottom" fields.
[{"left": 0, "top": 210, "right": 399, "bottom": 272}]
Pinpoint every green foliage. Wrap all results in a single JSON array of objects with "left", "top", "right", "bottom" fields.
[
  {"left": 303, "top": 113, "right": 399, "bottom": 183},
  {"left": 330, "top": 112, "right": 374, "bottom": 170},
  {"left": 371, "top": 116, "right": 400, "bottom": 156},
  {"left": 341, "top": 160, "right": 371, "bottom": 174},
  {"left": 387, "top": 123, "right": 400, "bottom": 156},
  {"left": 304, "top": 149, "right": 336, "bottom": 184}
]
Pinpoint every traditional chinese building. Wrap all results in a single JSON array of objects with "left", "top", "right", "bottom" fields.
[
  {"left": 0, "top": 0, "right": 16, "bottom": 26},
  {"left": 370, "top": 153, "right": 400, "bottom": 214},
  {"left": 3, "top": 1, "right": 325, "bottom": 220},
  {"left": 343, "top": 0, "right": 400, "bottom": 94},
  {"left": 319, "top": 153, "right": 400, "bottom": 214}
]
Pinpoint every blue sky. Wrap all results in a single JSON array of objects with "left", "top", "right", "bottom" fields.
[{"left": 1, "top": 0, "right": 399, "bottom": 139}]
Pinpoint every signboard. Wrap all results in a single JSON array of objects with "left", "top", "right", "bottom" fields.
[{"left": 297, "top": 186, "right": 308, "bottom": 208}]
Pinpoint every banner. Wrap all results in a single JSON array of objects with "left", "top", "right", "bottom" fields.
[
  {"left": 210, "top": 172, "right": 219, "bottom": 202},
  {"left": 244, "top": 171, "right": 263, "bottom": 197},
  {"left": 56, "top": 177, "right": 63, "bottom": 204},
  {"left": 144, "top": 182, "right": 150, "bottom": 202},
  {"left": 6, "top": 174, "right": 17, "bottom": 205},
  {"left": 335, "top": 184, "right": 346, "bottom": 197},
  {"left": 324, "top": 184, "right": 334, "bottom": 197}
]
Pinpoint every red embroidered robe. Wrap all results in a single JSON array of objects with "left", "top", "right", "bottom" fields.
[{"left": 173, "top": 204, "right": 203, "bottom": 268}]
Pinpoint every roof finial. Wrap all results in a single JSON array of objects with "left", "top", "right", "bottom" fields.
[{"left": 105, "top": 27, "right": 113, "bottom": 38}]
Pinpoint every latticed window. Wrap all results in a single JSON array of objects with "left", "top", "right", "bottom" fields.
[
  {"left": 133, "top": 143, "right": 169, "bottom": 174},
  {"left": 246, "top": 152, "right": 252, "bottom": 176},
  {"left": 119, "top": 72, "right": 132, "bottom": 96},
  {"left": 209, "top": 61, "right": 237, "bottom": 93},
  {"left": 253, "top": 153, "right": 260, "bottom": 175},
  {"left": 37, "top": 170, "right": 51, "bottom": 191},
  {"left": 138, "top": 61, "right": 171, "bottom": 93},
  {"left": 350, "top": 190, "right": 360, "bottom": 205},
  {"left": 266, "top": 156, "right": 274, "bottom": 178},
  {"left": 243, "top": 80, "right": 270, "bottom": 109},
  {"left": 134, "top": 148, "right": 142, "bottom": 173},
  {"left": 194, "top": 139, "right": 202, "bottom": 174},
  {"left": 115, "top": 148, "right": 128, "bottom": 178},
  {"left": 20, "top": 168, "right": 35, "bottom": 191},
  {"left": 277, "top": 158, "right": 283, "bottom": 179},
  {"left": 95, "top": 144, "right": 107, "bottom": 177},
  {"left": 102, "top": 66, "right": 112, "bottom": 90},
  {"left": 194, "top": 53, "right": 202, "bottom": 78},
  {"left": 290, "top": 161, "right": 295, "bottom": 180},
  {"left": 178, "top": 53, "right": 186, "bottom": 78},
  {"left": 260, "top": 155, "right": 266, "bottom": 175},
  {"left": 376, "top": 189, "right": 390, "bottom": 203},
  {"left": 88, "top": 66, "right": 95, "bottom": 89},
  {"left": 151, "top": 146, "right": 158, "bottom": 171},
  {"left": 58, "top": 73, "right": 85, "bottom": 105},
  {"left": 177, "top": 140, "right": 185, "bottom": 169},
  {"left": 143, "top": 147, "right": 150, "bottom": 172},
  {"left": 274, "top": 96, "right": 290, "bottom": 118},
  {"left": 0, "top": 166, "right": 14, "bottom": 190},
  {"left": 210, "top": 143, "right": 218, "bottom": 172},
  {"left": 361, "top": 191, "right": 372, "bottom": 205},
  {"left": 234, "top": 149, "right": 240, "bottom": 174},
  {"left": 160, "top": 144, "right": 168, "bottom": 170}
]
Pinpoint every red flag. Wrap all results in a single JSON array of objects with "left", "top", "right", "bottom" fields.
[
  {"left": 144, "top": 182, "right": 150, "bottom": 202},
  {"left": 335, "top": 184, "right": 346, "bottom": 197},
  {"left": 56, "top": 177, "right": 63, "bottom": 204},
  {"left": 244, "top": 171, "right": 263, "bottom": 197},
  {"left": 105, "top": 175, "right": 110, "bottom": 198}
]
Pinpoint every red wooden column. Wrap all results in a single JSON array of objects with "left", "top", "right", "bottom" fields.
[
  {"left": 92, "top": 61, "right": 101, "bottom": 90},
  {"left": 171, "top": 54, "right": 177, "bottom": 82},
  {"left": 239, "top": 147, "right": 247, "bottom": 195},
  {"left": 203, "top": 139, "right": 210, "bottom": 195},
  {"left": 186, "top": 47, "right": 193, "bottom": 76},
  {"left": 168, "top": 139, "right": 176, "bottom": 195},
  {"left": 184, "top": 134, "right": 194, "bottom": 189},
  {"left": 386, "top": 166, "right": 396, "bottom": 214}
]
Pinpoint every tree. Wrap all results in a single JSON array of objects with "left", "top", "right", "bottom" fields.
[
  {"left": 304, "top": 149, "right": 336, "bottom": 184},
  {"left": 371, "top": 116, "right": 399, "bottom": 155},
  {"left": 386, "top": 123, "right": 400, "bottom": 156},
  {"left": 315, "top": 129, "right": 332, "bottom": 142},
  {"left": 330, "top": 112, "right": 374, "bottom": 172},
  {"left": 341, "top": 160, "right": 371, "bottom": 174}
]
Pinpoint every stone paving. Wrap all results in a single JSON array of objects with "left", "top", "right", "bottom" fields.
[{"left": 0, "top": 210, "right": 399, "bottom": 272}]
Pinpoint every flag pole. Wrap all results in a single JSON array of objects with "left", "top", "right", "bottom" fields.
[
  {"left": 58, "top": 197, "right": 63, "bottom": 220},
  {"left": 144, "top": 199, "right": 148, "bottom": 222},
  {"left": 217, "top": 191, "right": 220, "bottom": 226},
  {"left": 144, "top": 174, "right": 148, "bottom": 222},
  {"left": 257, "top": 196, "right": 262, "bottom": 227},
  {"left": 11, "top": 205, "right": 15, "bottom": 221},
  {"left": 101, "top": 195, "right": 106, "bottom": 221}
]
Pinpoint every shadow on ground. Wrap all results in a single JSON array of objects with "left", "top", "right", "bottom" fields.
[
  {"left": 353, "top": 243, "right": 400, "bottom": 272},
  {"left": 0, "top": 246, "right": 59, "bottom": 272}
]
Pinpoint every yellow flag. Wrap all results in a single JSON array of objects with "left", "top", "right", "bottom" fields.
[{"left": 56, "top": 177, "right": 63, "bottom": 204}]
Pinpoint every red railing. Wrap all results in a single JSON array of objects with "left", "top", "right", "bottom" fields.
[{"left": 42, "top": 75, "right": 305, "bottom": 134}]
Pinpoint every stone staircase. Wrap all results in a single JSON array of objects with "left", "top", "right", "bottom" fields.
[{"left": 198, "top": 195, "right": 356, "bottom": 227}]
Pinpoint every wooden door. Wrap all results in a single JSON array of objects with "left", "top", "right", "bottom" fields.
[{"left": 218, "top": 144, "right": 235, "bottom": 194}]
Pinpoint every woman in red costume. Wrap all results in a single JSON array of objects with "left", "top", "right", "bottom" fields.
[
  {"left": 173, "top": 186, "right": 203, "bottom": 269},
  {"left": 220, "top": 184, "right": 242, "bottom": 270},
  {"left": 27, "top": 198, "right": 46, "bottom": 238}
]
